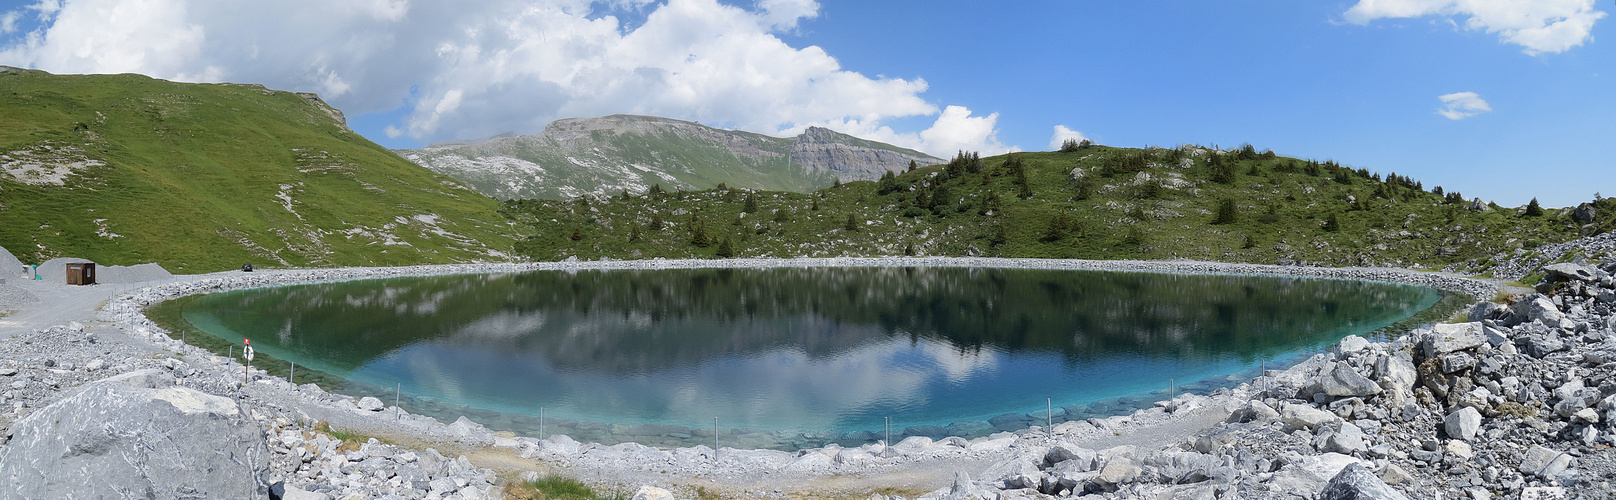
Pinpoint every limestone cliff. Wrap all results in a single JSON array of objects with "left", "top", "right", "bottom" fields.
[{"left": 397, "top": 115, "right": 940, "bottom": 200}]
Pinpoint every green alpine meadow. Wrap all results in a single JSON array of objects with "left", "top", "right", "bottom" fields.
[{"left": 0, "top": 67, "right": 512, "bottom": 272}]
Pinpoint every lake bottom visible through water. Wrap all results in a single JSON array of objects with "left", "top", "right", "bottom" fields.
[{"left": 157, "top": 266, "right": 1443, "bottom": 450}]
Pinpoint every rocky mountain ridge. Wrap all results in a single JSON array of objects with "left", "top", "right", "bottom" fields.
[{"left": 398, "top": 114, "right": 940, "bottom": 200}]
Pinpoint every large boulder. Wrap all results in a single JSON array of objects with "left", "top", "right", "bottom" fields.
[
  {"left": 1319, "top": 463, "right": 1411, "bottom": 500},
  {"left": 1572, "top": 203, "right": 1597, "bottom": 224},
  {"left": 1543, "top": 263, "right": 1598, "bottom": 283},
  {"left": 1511, "top": 296, "right": 1564, "bottom": 326},
  {"left": 1420, "top": 323, "right": 1486, "bottom": 358},
  {"left": 1443, "top": 407, "right": 1482, "bottom": 441},
  {"left": 1281, "top": 403, "right": 1340, "bottom": 431},
  {"left": 0, "top": 374, "right": 269, "bottom": 498},
  {"left": 1322, "top": 363, "right": 1382, "bottom": 398}
]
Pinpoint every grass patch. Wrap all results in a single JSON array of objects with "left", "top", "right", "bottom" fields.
[
  {"left": 502, "top": 475, "right": 627, "bottom": 500},
  {"left": 312, "top": 421, "right": 388, "bottom": 452}
]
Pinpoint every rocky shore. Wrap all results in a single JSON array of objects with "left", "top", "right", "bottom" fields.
[{"left": 2, "top": 255, "right": 1611, "bottom": 499}]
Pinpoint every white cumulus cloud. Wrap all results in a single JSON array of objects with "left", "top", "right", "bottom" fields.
[
  {"left": 1436, "top": 91, "right": 1491, "bottom": 120},
  {"left": 0, "top": 0, "right": 1011, "bottom": 155},
  {"left": 1344, "top": 0, "right": 1608, "bottom": 54},
  {"left": 1047, "top": 125, "right": 1088, "bottom": 151}
]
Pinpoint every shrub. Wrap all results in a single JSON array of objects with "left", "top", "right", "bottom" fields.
[
  {"left": 1323, "top": 213, "right": 1341, "bottom": 232},
  {"left": 844, "top": 213, "right": 859, "bottom": 231},
  {"left": 716, "top": 237, "right": 735, "bottom": 258},
  {"left": 569, "top": 227, "right": 584, "bottom": 241},
  {"left": 1212, "top": 198, "right": 1238, "bottom": 224},
  {"left": 877, "top": 170, "right": 900, "bottom": 195},
  {"left": 742, "top": 191, "right": 759, "bottom": 213},
  {"left": 1059, "top": 138, "right": 1092, "bottom": 152}
]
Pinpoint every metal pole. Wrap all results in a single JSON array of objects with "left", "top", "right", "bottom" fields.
[
  {"left": 1170, "top": 379, "right": 1175, "bottom": 400},
  {"left": 884, "top": 417, "right": 891, "bottom": 459},
  {"left": 229, "top": 345, "right": 233, "bottom": 359},
  {"left": 394, "top": 383, "right": 401, "bottom": 420},
  {"left": 288, "top": 362, "right": 294, "bottom": 385},
  {"left": 713, "top": 417, "right": 719, "bottom": 465},
  {"left": 244, "top": 360, "right": 250, "bottom": 386},
  {"left": 1047, "top": 398, "right": 1053, "bottom": 440},
  {"left": 539, "top": 407, "right": 545, "bottom": 440}
]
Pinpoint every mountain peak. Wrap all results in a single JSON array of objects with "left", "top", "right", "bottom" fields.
[{"left": 399, "top": 115, "right": 940, "bottom": 200}]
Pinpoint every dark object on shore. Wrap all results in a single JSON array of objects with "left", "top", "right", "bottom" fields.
[
  {"left": 66, "top": 262, "right": 96, "bottom": 285},
  {"left": 242, "top": 263, "right": 254, "bottom": 272}
]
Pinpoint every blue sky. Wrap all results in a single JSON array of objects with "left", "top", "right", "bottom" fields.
[{"left": 1, "top": 0, "right": 1611, "bottom": 207}]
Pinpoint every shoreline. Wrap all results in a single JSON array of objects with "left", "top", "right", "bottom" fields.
[{"left": 4, "top": 257, "right": 1521, "bottom": 498}]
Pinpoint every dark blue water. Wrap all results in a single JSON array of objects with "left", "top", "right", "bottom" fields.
[{"left": 160, "top": 267, "right": 1439, "bottom": 448}]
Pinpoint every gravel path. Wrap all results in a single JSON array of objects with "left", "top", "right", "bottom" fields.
[{"left": 0, "top": 257, "right": 1505, "bottom": 499}]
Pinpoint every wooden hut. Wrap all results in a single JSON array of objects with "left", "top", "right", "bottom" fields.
[{"left": 65, "top": 262, "right": 96, "bottom": 285}]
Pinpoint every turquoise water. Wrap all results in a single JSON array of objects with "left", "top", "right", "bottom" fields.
[{"left": 165, "top": 267, "right": 1438, "bottom": 448}]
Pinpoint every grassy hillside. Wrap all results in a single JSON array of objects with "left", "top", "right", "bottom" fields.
[
  {"left": 0, "top": 68, "right": 514, "bottom": 272},
  {"left": 500, "top": 144, "right": 1614, "bottom": 273}
]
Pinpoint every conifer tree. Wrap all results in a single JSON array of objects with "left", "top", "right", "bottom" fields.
[
  {"left": 991, "top": 224, "right": 1008, "bottom": 246},
  {"left": 1323, "top": 213, "right": 1341, "bottom": 232},
  {"left": 628, "top": 223, "right": 642, "bottom": 241},
  {"left": 716, "top": 237, "right": 735, "bottom": 258},
  {"left": 569, "top": 227, "right": 583, "bottom": 241},
  {"left": 833, "top": 178, "right": 842, "bottom": 188},
  {"left": 620, "top": 189, "right": 631, "bottom": 201},
  {"left": 1524, "top": 198, "right": 1544, "bottom": 217},
  {"left": 773, "top": 209, "right": 789, "bottom": 223},
  {"left": 743, "top": 191, "right": 759, "bottom": 213},
  {"left": 690, "top": 219, "right": 711, "bottom": 247},
  {"left": 877, "top": 170, "right": 899, "bottom": 195},
  {"left": 649, "top": 213, "right": 664, "bottom": 230},
  {"left": 811, "top": 197, "right": 820, "bottom": 211},
  {"left": 844, "top": 213, "right": 858, "bottom": 231},
  {"left": 907, "top": 159, "right": 918, "bottom": 172},
  {"left": 1041, "top": 213, "right": 1070, "bottom": 242},
  {"left": 1213, "top": 198, "right": 1238, "bottom": 224}
]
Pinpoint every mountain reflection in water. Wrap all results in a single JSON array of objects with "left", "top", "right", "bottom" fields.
[{"left": 174, "top": 267, "right": 1437, "bottom": 434}]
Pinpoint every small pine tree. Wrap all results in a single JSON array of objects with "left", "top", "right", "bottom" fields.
[
  {"left": 569, "top": 227, "right": 584, "bottom": 241},
  {"left": 811, "top": 197, "right": 820, "bottom": 211},
  {"left": 1323, "top": 213, "right": 1341, "bottom": 232},
  {"left": 773, "top": 209, "right": 789, "bottom": 223},
  {"left": 620, "top": 189, "right": 631, "bottom": 201},
  {"left": 833, "top": 178, "right": 842, "bottom": 188},
  {"left": 1059, "top": 138, "right": 1082, "bottom": 153},
  {"left": 628, "top": 223, "right": 642, "bottom": 242},
  {"left": 715, "top": 237, "right": 735, "bottom": 258},
  {"left": 648, "top": 213, "right": 664, "bottom": 230},
  {"left": 844, "top": 213, "right": 858, "bottom": 231},
  {"left": 649, "top": 184, "right": 665, "bottom": 199},
  {"left": 907, "top": 159, "right": 917, "bottom": 172},
  {"left": 877, "top": 170, "right": 899, "bottom": 195},
  {"left": 904, "top": 243, "right": 916, "bottom": 256},
  {"left": 1041, "top": 213, "right": 1070, "bottom": 242},
  {"left": 743, "top": 191, "right": 759, "bottom": 213},
  {"left": 1523, "top": 198, "right": 1544, "bottom": 217},
  {"left": 1210, "top": 156, "right": 1237, "bottom": 185},
  {"left": 716, "top": 182, "right": 727, "bottom": 191},
  {"left": 1213, "top": 198, "right": 1238, "bottom": 225},
  {"left": 1123, "top": 227, "right": 1145, "bottom": 246},
  {"left": 690, "top": 220, "right": 711, "bottom": 247},
  {"left": 1242, "top": 233, "right": 1256, "bottom": 249},
  {"left": 991, "top": 224, "right": 1008, "bottom": 246}
]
